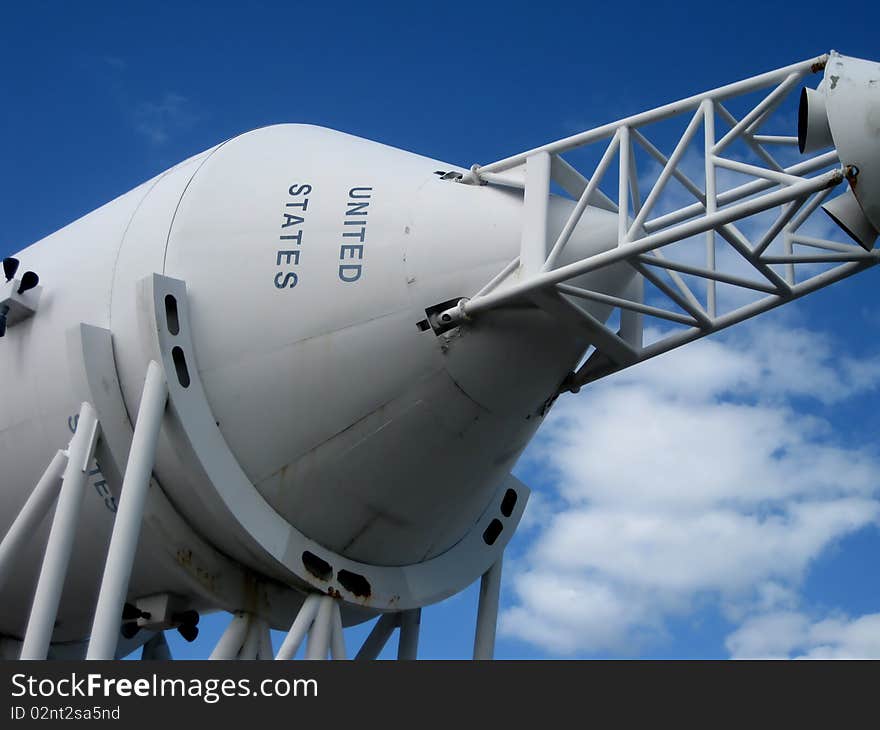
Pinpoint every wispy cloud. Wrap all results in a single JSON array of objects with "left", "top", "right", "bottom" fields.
[
  {"left": 502, "top": 319, "right": 880, "bottom": 656},
  {"left": 132, "top": 92, "right": 198, "bottom": 146},
  {"left": 91, "top": 56, "right": 200, "bottom": 146}
]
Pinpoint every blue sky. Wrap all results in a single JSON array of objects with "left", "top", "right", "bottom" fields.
[{"left": 2, "top": 1, "right": 880, "bottom": 659}]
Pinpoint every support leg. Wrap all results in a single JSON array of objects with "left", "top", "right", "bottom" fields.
[
  {"left": 257, "top": 621, "right": 274, "bottom": 660},
  {"left": 0, "top": 450, "right": 67, "bottom": 592},
  {"left": 210, "top": 612, "right": 250, "bottom": 660},
  {"left": 275, "top": 594, "right": 321, "bottom": 660},
  {"left": 397, "top": 608, "right": 421, "bottom": 660},
  {"left": 87, "top": 362, "right": 167, "bottom": 660},
  {"left": 473, "top": 557, "right": 503, "bottom": 660},
  {"left": 329, "top": 602, "right": 346, "bottom": 660},
  {"left": 141, "top": 632, "right": 172, "bottom": 660},
  {"left": 238, "top": 615, "right": 262, "bottom": 660},
  {"left": 305, "top": 595, "right": 334, "bottom": 660},
  {"left": 20, "top": 402, "right": 99, "bottom": 660},
  {"left": 355, "top": 613, "right": 398, "bottom": 661}
]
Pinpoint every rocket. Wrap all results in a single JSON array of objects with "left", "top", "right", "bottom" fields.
[{"left": 0, "top": 51, "right": 877, "bottom": 660}]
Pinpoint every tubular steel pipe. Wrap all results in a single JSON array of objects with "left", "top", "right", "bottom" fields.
[
  {"left": 463, "top": 55, "right": 825, "bottom": 179},
  {"left": 520, "top": 151, "right": 552, "bottom": 274},
  {"left": 0, "top": 450, "right": 67, "bottom": 592},
  {"left": 355, "top": 613, "right": 399, "bottom": 661},
  {"left": 257, "top": 622, "right": 274, "bottom": 660},
  {"left": 275, "top": 594, "right": 321, "bottom": 660},
  {"left": 87, "top": 361, "right": 167, "bottom": 660},
  {"left": 20, "top": 403, "right": 99, "bottom": 660},
  {"left": 238, "top": 617, "right": 262, "bottom": 661},
  {"left": 209, "top": 612, "right": 250, "bottom": 660},
  {"left": 141, "top": 632, "right": 172, "bottom": 660},
  {"left": 329, "top": 602, "right": 346, "bottom": 660},
  {"left": 645, "top": 151, "right": 839, "bottom": 233},
  {"left": 473, "top": 558, "right": 503, "bottom": 660},
  {"left": 397, "top": 608, "right": 421, "bottom": 660},
  {"left": 443, "top": 169, "right": 843, "bottom": 323},
  {"left": 305, "top": 596, "right": 334, "bottom": 660}
]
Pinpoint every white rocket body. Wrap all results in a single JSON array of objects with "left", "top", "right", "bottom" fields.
[{"left": 0, "top": 124, "right": 628, "bottom": 642}]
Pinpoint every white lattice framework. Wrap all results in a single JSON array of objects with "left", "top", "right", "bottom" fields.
[{"left": 441, "top": 53, "right": 878, "bottom": 389}]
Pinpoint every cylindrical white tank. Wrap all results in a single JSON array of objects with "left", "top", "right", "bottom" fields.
[{"left": 0, "top": 124, "right": 630, "bottom": 643}]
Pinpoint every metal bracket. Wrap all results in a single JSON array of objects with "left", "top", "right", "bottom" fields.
[
  {"left": 0, "top": 279, "right": 40, "bottom": 328},
  {"left": 142, "top": 273, "right": 529, "bottom": 611},
  {"left": 65, "top": 323, "right": 304, "bottom": 629}
]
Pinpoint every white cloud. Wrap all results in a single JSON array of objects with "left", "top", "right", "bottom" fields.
[
  {"left": 724, "top": 611, "right": 811, "bottom": 658},
  {"left": 502, "top": 573, "right": 663, "bottom": 655},
  {"left": 531, "top": 500, "right": 877, "bottom": 594},
  {"left": 727, "top": 611, "right": 880, "bottom": 659},
  {"left": 503, "top": 318, "right": 880, "bottom": 656},
  {"left": 627, "top": 322, "right": 880, "bottom": 405}
]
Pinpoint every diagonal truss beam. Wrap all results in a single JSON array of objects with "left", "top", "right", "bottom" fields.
[{"left": 442, "top": 52, "right": 880, "bottom": 391}]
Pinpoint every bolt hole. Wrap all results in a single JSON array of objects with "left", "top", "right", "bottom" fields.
[
  {"left": 483, "top": 519, "right": 503, "bottom": 546},
  {"left": 171, "top": 346, "right": 190, "bottom": 388},
  {"left": 164, "top": 294, "right": 180, "bottom": 336},
  {"left": 302, "top": 551, "right": 332, "bottom": 581},
  {"left": 500, "top": 489, "right": 517, "bottom": 518},
  {"left": 338, "top": 569, "right": 371, "bottom": 597}
]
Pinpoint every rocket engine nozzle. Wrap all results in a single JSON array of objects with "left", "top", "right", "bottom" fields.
[{"left": 799, "top": 52, "right": 880, "bottom": 250}]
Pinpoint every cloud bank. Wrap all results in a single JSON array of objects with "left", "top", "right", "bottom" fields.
[{"left": 502, "top": 318, "right": 880, "bottom": 656}]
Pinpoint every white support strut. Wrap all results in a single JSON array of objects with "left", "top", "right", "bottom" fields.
[
  {"left": 0, "top": 450, "right": 68, "bottom": 593},
  {"left": 520, "top": 151, "right": 552, "bottom": 274},
  {"left": 354, "top": 613, "right": 399, "bottom": 661},
  {"left": 87, "top": 361, "right": 168, "bottom": 660},
  {"left": 20, "top": 402, "right": 100, "bottom": 660},
  {"left": 141, "top": 632, "right": 172, "bottom": 660},
  {"left": 238, "top": 616, "right": 262, "bottom": 661},
  {"left": 209, "top": 612, "right": 250, "bottom": 660},
  {"left": 451, "top": 169, "right": 843, "bottom": 317},
  {"left": 275, "top": 594, "right": 321, "bottom": 660},
  {"left": 397, "top": 608, "right": 421, "bottom": 660},
  {"left": 329, "top": 601, "right": 346, "bottom": 660},
  {"left": 305, "top": 595, "right": 335, "bottom": 660},
  {"left": 461, "top": 55, "right": 828, "bottom": 181},
  {"left": 257, "top": 621, "right": 274, "bottom": 660},
  {"left": 473, "top": 557, "right": 503, "bottom": 660}
]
